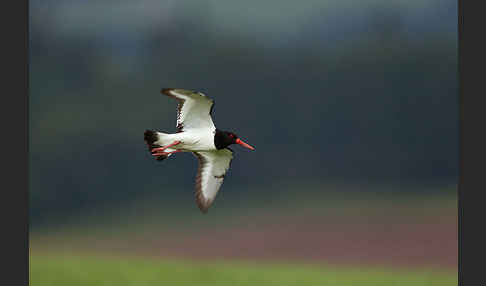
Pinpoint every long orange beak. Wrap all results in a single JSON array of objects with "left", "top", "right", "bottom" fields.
[{"left": 236, "top": 138, "right": 255, "bottom": 151}]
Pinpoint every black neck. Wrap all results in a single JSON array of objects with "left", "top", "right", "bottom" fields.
[{"left": 214, "top": 129, "right": 231, "bottom": 150}]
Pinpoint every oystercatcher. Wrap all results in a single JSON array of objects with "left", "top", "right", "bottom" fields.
[{"left": 144, "top": 88, "right": 255, "bottom": 213}]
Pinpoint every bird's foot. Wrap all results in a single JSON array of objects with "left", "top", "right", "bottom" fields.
[
  {"left": 151, "top": 141, "right": 182, "bottom": 157},
  {"left": 150, "top": 141, "right": 181, "bottom": 152},
  {"left": 152, "top": 149, "right": 182, "bottom": 157}
]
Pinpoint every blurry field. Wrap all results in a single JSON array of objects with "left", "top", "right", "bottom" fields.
[
  {"left": 30, "top": 184, "right": 457, "bottom": 286},
  {"left": 30, "top": 253, "right": 457, "bottom": 286}
]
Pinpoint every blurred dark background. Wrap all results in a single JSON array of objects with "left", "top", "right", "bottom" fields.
[{"left": 29, "top": 0, "right": 457, "bottom": 228}]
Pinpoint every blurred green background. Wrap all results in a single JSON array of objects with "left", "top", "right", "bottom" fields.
[{"left": 29, "top": 0, "right": 457, "bottom": 285}]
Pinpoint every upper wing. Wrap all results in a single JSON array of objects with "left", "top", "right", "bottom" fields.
[
  {"left": 161, "top": 88, "right": 216, "bottom": 132},
  {"left": 192, "top": 148, "right": 233, "bottom": 213}
]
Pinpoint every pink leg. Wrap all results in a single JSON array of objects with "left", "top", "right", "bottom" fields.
[
  {"left": 151, "top": 141, "right": 181, "bottom": 152},
  {"left": 151, "top": 141, "right": 181, "bottom": 157},
  {"left": 152, "top": 149, "right": 182, "bottom": 157}
]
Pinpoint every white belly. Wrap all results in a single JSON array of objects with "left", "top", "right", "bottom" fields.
[{"left": 174, "top": 129, "right": 216, "bottom": 151}]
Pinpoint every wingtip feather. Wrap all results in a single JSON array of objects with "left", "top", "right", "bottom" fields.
[{"left": 161, "top": 88, "right": 173, "bottom": 95}]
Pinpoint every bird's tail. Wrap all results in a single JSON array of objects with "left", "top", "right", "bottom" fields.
[{"left": 144, "top": 129, "right": 176, "bottom": 161}]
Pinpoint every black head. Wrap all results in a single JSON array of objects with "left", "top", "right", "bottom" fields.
[{"left": 214, "top": 129, "right": 255, "bottom": 150}]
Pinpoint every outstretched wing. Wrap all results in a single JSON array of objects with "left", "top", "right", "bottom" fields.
[
  {"left": 192, "top": 148, "right": 233, "bottom": 213},
  {"left": 161, "top": 88, "right": 216, "bottom": 132}
]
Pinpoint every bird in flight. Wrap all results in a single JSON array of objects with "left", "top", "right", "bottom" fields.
[{"left": 144, "top": 88, "right": 255, "bottom": 213}]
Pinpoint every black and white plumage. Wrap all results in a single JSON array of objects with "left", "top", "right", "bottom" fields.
[{"left": 144, "top": 88, "right": 255, "bottom": 213}]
